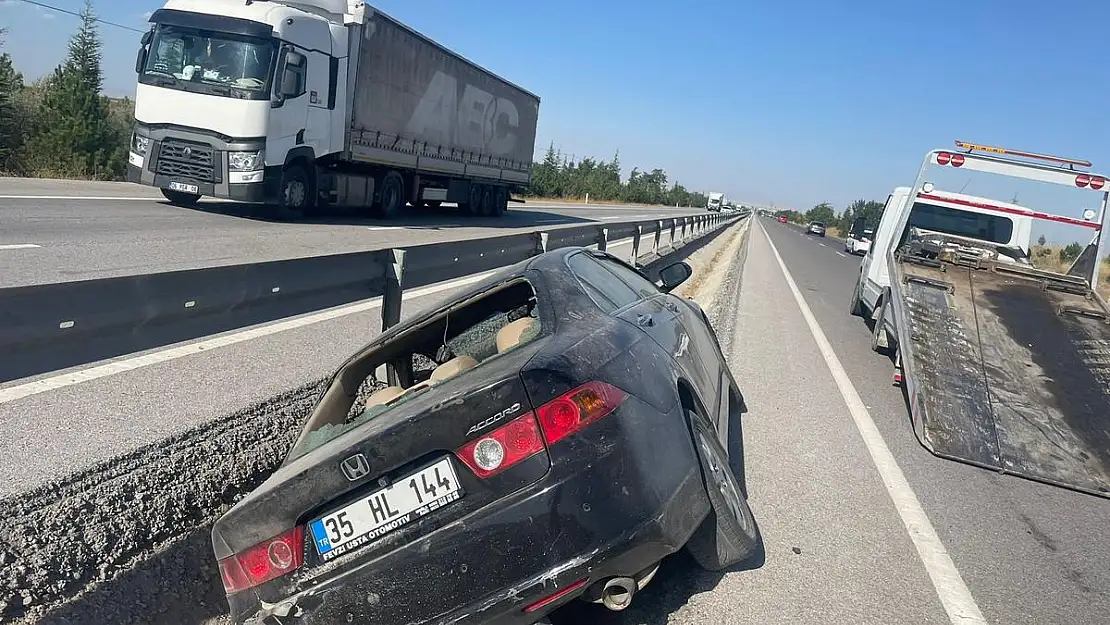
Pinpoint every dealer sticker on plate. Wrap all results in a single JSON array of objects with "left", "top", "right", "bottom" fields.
[{"left": 310, "top": 457, "right": 463, "bottom": 561}]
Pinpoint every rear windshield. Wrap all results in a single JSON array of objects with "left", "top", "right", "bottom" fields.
[
  {"left": 811, "top": 222, "right": 825, "bottom": 227},
  {"left": 908, "top": 201, "right": 1014, "bottom": 244}
]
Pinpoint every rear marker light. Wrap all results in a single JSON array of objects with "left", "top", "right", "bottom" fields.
[
  {"left": 219, "top": 526, "right": 304, "bottom": 594},
  {"left": 536, "top": 382, "right": 628, "bottom": 445},
  {"left": 523, "top": 577, "right": 590, "bottom": 613},
  {"left": 456, "top": 413, "right": 544, "bottom": 478}
]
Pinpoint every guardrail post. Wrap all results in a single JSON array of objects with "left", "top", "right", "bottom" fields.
[
  {"left": 533, "top": 231, "right": 549, "bottom": 255},
  {"left": 381, "top": 248, "right": 407, "bottom": 386},
  {"left": 631, "top": 225, "right": 642, "bottom": 263},
  {"left": 669, "top": 220, "right": 677, "bottom": 247},
  {"left": 655, "top": 221, "right": 663, "bottom": 252},
  {"left": 596, "top": 226, "right": 609, "bottom": 252}
]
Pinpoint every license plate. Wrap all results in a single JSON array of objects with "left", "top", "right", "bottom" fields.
[
  {"left": 168, "top": 181, "right": 198, "bottom": 194},
  {"left": 310, "top": 457, "right": 463, "bottom": 561}
]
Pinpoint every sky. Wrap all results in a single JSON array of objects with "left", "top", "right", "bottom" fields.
[{"left": 2, "top": 0, "right": 1110, "bottom": 242}]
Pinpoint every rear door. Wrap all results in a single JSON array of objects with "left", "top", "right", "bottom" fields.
[
  {"left": 565, "top": 252, "right": 683, "bottom": 357},
  {"left": 581, "top": 253, "right": 721, "bottom": 404}
]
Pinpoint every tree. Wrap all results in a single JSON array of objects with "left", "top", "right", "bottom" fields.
[
  {"left": 0, "top": 27, "right": 24, "bottom": 171},
  {"left": 23, "top": 0, "right": 125, "bottom": 179},
  {"left": 1060, "top": 242, "right": 1083, "bottom": 263},
  {"left": 525, "top": 146, "right": 706, "bottom": 206},
  {"left": 1037, "top": 235, "right": 1047, "bottom": 247},
  {"left": 806, "top": 202, "right": 835, "bottom": 224}
]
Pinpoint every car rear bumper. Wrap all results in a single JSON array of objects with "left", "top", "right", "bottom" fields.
[{"left": 227, "top": 399, "right": 710, "bottom": 625}]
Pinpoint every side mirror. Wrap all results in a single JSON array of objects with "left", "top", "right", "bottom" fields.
[
  {"left": 141, "top": 30, "right": 153, "bottom": 46},
  {"left": 658, "top": 261, "right": 692, "bottom": 292},
  {"left": 135, "top": 47, "right": 147, "bottom": 74}
]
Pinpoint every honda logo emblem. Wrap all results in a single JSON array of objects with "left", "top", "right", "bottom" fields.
[{"left": 340, "top": 453, "right": 370, "bottom": 481}]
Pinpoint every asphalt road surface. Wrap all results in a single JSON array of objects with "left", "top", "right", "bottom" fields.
[
  {"left": 0, "top": 178, "right": 701, "bottom": 287},
  {"left": 577, "top": 218, "right": 1106, "bottom": 625}
]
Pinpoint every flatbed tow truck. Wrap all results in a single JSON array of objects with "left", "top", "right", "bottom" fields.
[{"left": 850, "top": 141, "right": 1110, "bottom": 498}]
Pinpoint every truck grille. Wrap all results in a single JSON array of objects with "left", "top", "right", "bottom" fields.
[{"left": 156, "top": 141, "right": 218, "bottom": 183}]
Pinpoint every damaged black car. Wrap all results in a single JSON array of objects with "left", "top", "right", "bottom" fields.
[{"left": 211, "top": 246, "right": 762, "bottom": 625}]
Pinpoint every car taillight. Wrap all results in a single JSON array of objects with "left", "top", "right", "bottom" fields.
[
  {"left": 218, "top": 526, "right": 304, "bottom": 594},
  {"left": 536, "top": 381, "right": 628, "bottom": 445},
  {"left": 456, "top": 413, "right": 544, "bottom": 478}
]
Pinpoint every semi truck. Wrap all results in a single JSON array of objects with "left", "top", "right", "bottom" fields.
[
  {"left": 849, "top": 140, "right": 1110, "bottom": 498},
  {"left": 128, "top": 0, "right": 541, "bottom": 220}
]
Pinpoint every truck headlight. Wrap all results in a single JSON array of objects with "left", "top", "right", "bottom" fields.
[
  {"left": 131, "top": 134, "right": 149, "bottom": 155},
  {"left": 229, "top": 150, "right": 265, "bottom": 172}
]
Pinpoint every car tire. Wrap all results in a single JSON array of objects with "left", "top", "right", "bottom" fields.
[
  {"left": 684, "top": 413, "right": 763, "bottom": 571},
  {"left": 161, "top": 188, "right": 201, "bottom": 207},
  {"left": 870, "top": 296, "right": 890, "bottom": 353},
  {"left": 849, "top": 278, "right": 865, "bottom": 317},
  {"left": 462, "top": 184, "right": 483, "bottom": 216}
]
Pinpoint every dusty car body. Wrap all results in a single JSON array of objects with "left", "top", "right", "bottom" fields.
[{"left": 211, "top": 247, "right": 762, "bottom": 625}]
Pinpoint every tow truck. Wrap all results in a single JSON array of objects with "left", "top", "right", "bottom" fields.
[{"left": 850, "top": 141, "right": 1110, "bottom": 498}]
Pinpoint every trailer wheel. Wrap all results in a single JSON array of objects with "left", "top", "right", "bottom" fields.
[
  {"left": 161, "top": 188, "right": 201, "bottom": 207},
  {"left": 378, "top": 171, "right": 405, "bottom": 219},
  {"left": 479, "top": 186, "right": 496, "bottom": 216},
  {"left": 493, "top": 186, "right": 508, "bottom": 216},
  {"left": 463, "top": 184, "right": 483, "bottom": 216}
]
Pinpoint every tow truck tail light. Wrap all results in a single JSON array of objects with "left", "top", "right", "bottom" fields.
[
  {"left": 536, "top": 381, "right": 628, "bottom": 445},
  {"left": 219, "top": 526, "right": 304, "bottom": 594},
  {"left": 455, "top": 413, "right": 544, "bottom": 478}
]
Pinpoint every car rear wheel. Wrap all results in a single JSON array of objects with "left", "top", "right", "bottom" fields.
[{"left": 684, "top": 413, "right": 762, "bottom": 571}]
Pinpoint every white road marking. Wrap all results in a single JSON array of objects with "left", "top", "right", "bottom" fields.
[
  {"left": 0, "top": 244, "right": 41, "bottom": 250},
  {"left": 365, "top": 226, "right": 401, "bottom": 231},
  {"left": 758, "top": 221, "right": 988, "bottom": 625},
  {"left": 0, "top": 236, "right": 643, "bottom": 404},
  {"left": 836, "top": 251, "right": 847, "bottom": 258},
  {"left": 0, "top": 195, "right": 158, "bottom": 201}
]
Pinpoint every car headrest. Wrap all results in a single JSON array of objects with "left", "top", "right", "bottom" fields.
[
  {"left": 496, "top": 317, "right": 539, "bottom": 353},
  {"left": 364, "top": 385, "right": 406, "bottom": 408},
  {"left": 429, "top": 355, "right": 479, "bottom": 382}
]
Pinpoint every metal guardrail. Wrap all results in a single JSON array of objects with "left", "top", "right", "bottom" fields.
[{"left": 0, "top": 212, "right": 743, "bottom": 382}]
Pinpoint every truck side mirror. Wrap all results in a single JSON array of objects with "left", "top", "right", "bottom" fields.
[
  {"left": 141, "top": 30, "right": 153, "bottom": 46},
  {"left": 135, "top": 47, "right": 147, "bottom": 74},
  {"left": 278, "top": 51, "right": 306, "bottom": 99}
]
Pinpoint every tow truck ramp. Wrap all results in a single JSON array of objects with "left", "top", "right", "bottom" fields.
[{"left": 892, "top": 248, "right": 1110, "bottom": 497}]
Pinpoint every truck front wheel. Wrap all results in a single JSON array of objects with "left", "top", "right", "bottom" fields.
[
  {"left": 161, "top": 188, "right": 201, "bottom": 207},
  {"left": 378, "top": 171, "right": 405, "bottom": 219},
  {"left": 275, "top": 164, "right": 312, "bottom": 220}
]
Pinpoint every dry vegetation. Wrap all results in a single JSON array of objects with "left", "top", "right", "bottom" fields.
[{"left": 1028, "top": 244, "right": 1110, "bottom": 299}]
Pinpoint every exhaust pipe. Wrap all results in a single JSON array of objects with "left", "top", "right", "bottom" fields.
[{"left": 600, "top": 577, "right": 636, "bottom": 611}]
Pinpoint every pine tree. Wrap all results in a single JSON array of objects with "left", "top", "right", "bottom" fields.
[
  {"left": 26, "top": 0, "right": 122, "bottom": 179},
  {"left": 0, "top": 28, "right": 24, "bottom": 171}
]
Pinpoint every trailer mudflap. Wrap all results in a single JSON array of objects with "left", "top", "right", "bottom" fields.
[{"left": 897, "top": 258, "right": 1110, "bottom": 497}]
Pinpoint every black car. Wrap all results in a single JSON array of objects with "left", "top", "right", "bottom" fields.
[
  {"left": 211, "top": 247, "right": 762, "bottom": 625},
  {"left": 806, "top": 222, "right": 827, "bottom": 237}
]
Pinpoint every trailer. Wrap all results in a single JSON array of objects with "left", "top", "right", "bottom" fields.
[
  {"left": 851, "top": 141, "right": 1110, "bottom": 497},
  {"left": 130, "top": 0, "right": 540, "bottom": 220}
]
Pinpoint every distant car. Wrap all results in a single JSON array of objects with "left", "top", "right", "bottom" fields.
[
  {"left": 845, "top": 227, "right": 875, "bottom": 255},
  {"left": 807, "top": 222, "right": 827, "bottom": 237},
  {"left": 777, "top": 215, "right": 788, "bottom": 223},
  {"left": 211, "top": 247, "right": 763, "bottom": 625}
]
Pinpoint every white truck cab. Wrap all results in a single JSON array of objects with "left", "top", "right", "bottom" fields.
[{"left": 855, "top": 186, "right": 1034, "bottom": 316}]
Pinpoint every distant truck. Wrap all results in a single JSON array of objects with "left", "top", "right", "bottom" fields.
[
  {"left": 128, "top": 0, "right": 541, "bottom": 220},
  {"left": 850, "top": 140, "right": 1110, "bottom": 499},
  {"left": 706, "top": 192, "right": 724, "bottom": 211}
]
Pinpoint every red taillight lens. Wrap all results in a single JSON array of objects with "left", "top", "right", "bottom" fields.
[
  {"left": 218, "top": 526, "right": 304, "bottom": 594},
  {"left": 536, "top": 382, "right": 628, "bottom": 445},
  {"left": 456, "top": 413, "right": 544, "bottom": 478}
]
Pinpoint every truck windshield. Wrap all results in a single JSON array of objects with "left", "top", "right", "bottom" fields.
[
  {"left": 908, "top": 201, "right": 1014, "bottom": 244},
  {"left": 140, "top": 25, "right": 276, "bottom": 100}
]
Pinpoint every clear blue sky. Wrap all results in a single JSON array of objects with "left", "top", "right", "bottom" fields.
[{"left": 2, "top": 0, "right": 1109, "bottom": 240}]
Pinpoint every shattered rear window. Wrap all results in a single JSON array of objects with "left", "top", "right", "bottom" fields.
[{"left": 286, "top": 281, "right": 541, "bottom": 460}]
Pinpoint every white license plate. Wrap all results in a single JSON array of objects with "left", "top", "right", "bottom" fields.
[
  {"left": 310, "top": 457, "right": 463, "bottom": 561},
  {"left": 168, "top": 181, "right": 198, "bottom": 194}
]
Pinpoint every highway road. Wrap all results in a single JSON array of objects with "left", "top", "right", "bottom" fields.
[
  {"left": 2, "top": 204, "right": 1106, "bottom": 625},
  {"left": 0, "top": 178, "right": 701, "bottom": 288},
  {"left": 551, "top": 218, "right": 1110, "bottom": 625}
]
